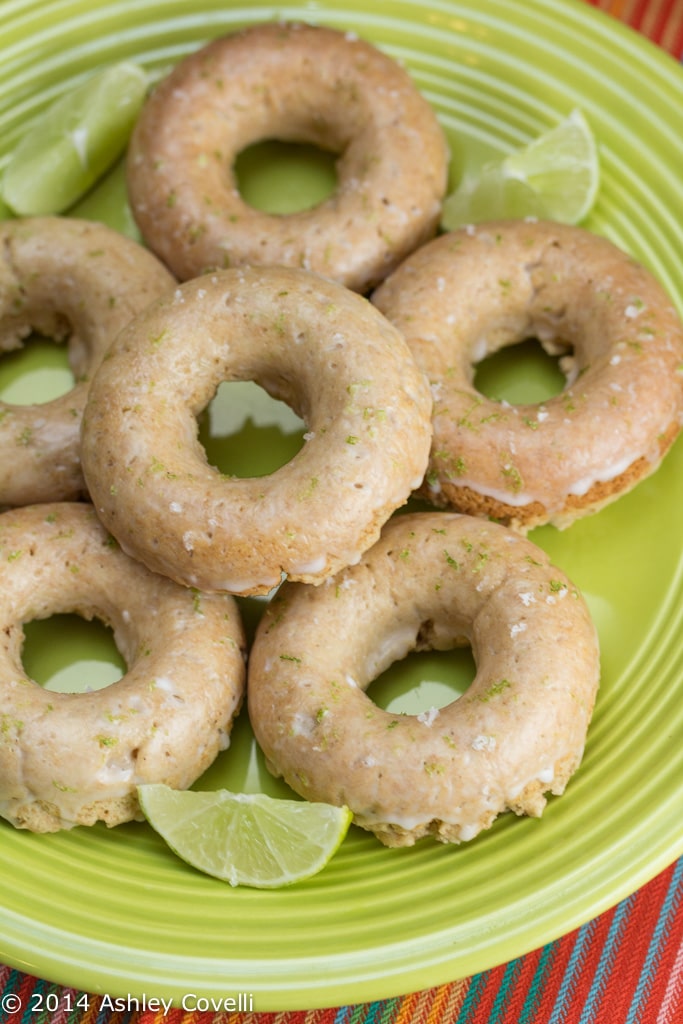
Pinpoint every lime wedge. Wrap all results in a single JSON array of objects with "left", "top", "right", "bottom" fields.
[
  {"left": 2, "top": 62, "right": 148, "bottom": 216},
  {"left": 441, "top": 108, "right": 599, "bottom": 228},
  {"left": 137, "top": 784, "right": 352, "bottom": 888}
]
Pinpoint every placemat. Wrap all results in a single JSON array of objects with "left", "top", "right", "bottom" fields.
[{"left": 586, "top": 0, "right": 683, "bottom": 56}]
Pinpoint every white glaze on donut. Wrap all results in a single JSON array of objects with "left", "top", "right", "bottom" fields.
[
  {"left": 248, "top": 511, "right": 600, "bottom": 847},
  {"left": 80, "top": 266, "right": 433, "bottom": 595},
  {"left": 126, "top": 21, "right": 449, "bottom": 292},
  {"left": 0, "top": 503, "right": 245, "bottom": 832},
  {"left": 372, "top": 220, "right": 683, "bottom": 531},
  {"left": 0, "top": 217, "right": 175, "bottom": 506}
]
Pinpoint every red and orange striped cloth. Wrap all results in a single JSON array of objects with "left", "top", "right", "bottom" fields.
[
  {"left": 1, "top": 2, "right": 682, "bottom": 1023},
  {"left": 586, "top": 0, "right": 683, "bottom": 56}
]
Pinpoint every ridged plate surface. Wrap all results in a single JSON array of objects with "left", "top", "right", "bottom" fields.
[{"left": 1, "top": 0, "right": 683, "bottom": 1011}]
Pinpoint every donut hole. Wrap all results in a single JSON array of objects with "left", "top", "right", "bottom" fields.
[
  {"left": 474, "top": 337, "right": 568, "bottom": 404},
  {"left": 198, "top": 379, "right": 306, "bottom": 478},
  {"left": 235, "top": 140, "right": 338, "bottom": 214},
  {"left": 0, "top": 333, "right": 76, "bottom": 404},
  {"left": 22, "top": 613, "right": 125, "bottom": 693},
  {"left": 368, "top": 646, "right": 477, "bottom": 715}
]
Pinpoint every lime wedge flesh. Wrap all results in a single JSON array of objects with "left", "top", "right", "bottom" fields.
[
  {"left": 137, "top": 784, "right": 352, "bottom": 888},
  {"left": 442, "top": 108, "right": 599, "bottom": 228},
  {"left": 2, "top": 61, "right": 148, "bottom": 216}
]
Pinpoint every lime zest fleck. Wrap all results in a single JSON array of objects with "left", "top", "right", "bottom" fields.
[
  {"left": 97, "top": 735, "right": 118, "bottom": 748},
  {"left": 478, "top": 679, "right": 513, "bottom": 702},
  {"left": 444, "top": 550, "right": 461, "bottom": 570}
]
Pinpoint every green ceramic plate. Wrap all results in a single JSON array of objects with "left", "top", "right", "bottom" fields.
[{"left": 1, "top": 0, "right": 682, "bottom": 1011}]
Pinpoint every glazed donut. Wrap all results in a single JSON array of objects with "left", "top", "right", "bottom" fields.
[
  {"left": 80, "top": 265, "right": 433, "bottom": 596},
  {"left": 126, "top": 21, "right": 449, "bottom": 292},
  {"left": 0, "top": 502, "right": 245, "bottom": 832},
  {"left": 248, "top": 511, "right": 600, "bottom": 847},
  {"left": 372, "top": 220, "right": 683, "bottom": 531},
  {"left": 0, "top": 217, "right": 175, "bottom": 507}
]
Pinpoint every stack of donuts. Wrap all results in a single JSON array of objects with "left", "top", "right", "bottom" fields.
[{"left": 1, "top": 23, "right": 681, "bottom": 845}]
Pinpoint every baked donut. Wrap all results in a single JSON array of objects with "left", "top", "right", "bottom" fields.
[
  {"left": 248, "top": 511, "right": 600, "bottom": 847},
  {"left": 0, "top": 217, "right": 175, "bottom": 507},
  {"left": 126, "top": 21, "right": 449, "bottom": 292},
  {"left": 0, "top": 502, "right": 245, "bottom": 832},
  {"left": 372, "top": 220, "right": 683, "bottom": 531},
  {"left": 80, "top": 265, "right": 433, "bottom": 596}
]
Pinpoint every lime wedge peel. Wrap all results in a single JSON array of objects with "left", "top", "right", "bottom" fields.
[
  {"left": 441, "top": 108, "right": 600, "bottom": 229},
  {"left": 1, "top": 61, "right": 149, "bottom": 217},
  {"left": 137, "top": 784, "right": 353, "bottom": 889}
]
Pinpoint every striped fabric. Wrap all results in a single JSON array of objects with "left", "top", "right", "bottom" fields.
[
  {"left": 1, "top": 2, "right": 682, "bottom": 1022},
  {"left": 585, "top": 0, "right": 683, "bottom": 56}
]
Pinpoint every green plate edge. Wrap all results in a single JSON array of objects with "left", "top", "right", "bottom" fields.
[{"left": 1, "top": 0, "right": 683, "bottom": 1011}]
